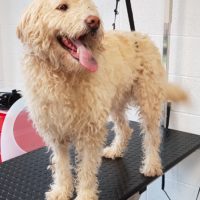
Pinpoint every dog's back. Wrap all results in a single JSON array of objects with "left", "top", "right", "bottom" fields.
[{"left": 100, "top": 31, "right": 187, "bottom": 105}]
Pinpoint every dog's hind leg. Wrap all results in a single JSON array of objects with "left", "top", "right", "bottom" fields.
[
  {"left": 135, "top": 82, "right": 164, "bottom": 177},
  {"left": 45, "top": 141, "right": 73, "bottom": 200},
  {"left": 139, "top": 106, "right": 163, "bottom": 177},
  {"left": 75, "top": 126, "right": 106, "bottom": 200},
  {"left": 103, "top": 98, "right": 133, "bottom": 159}
]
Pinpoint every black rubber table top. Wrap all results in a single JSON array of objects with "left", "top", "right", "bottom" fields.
[{"left": 0, "top": 121, "right": 200, "bottom": 200}]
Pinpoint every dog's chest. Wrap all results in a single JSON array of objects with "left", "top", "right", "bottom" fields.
[{"left": 37, "top": 81, "right": 109, "bottom": 120}]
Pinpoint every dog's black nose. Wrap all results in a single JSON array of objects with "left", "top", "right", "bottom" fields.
[{"left": 85, "top": 15, "right": 100, "bottom": 31}]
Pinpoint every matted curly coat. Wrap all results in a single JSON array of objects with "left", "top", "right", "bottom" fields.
[{"left": 17, "top": 0, "right": 187, "bottom": 199}]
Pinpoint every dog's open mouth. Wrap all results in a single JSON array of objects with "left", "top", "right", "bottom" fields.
[{"left": 57, "top": 35, "right": 98, "bottom": 72}]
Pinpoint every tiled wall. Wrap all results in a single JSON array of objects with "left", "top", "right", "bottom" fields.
[{"left": 0, "top": 0, "right": 200, "bottom": 199}]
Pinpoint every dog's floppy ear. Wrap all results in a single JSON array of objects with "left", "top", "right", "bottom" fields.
[
  {"left": 16, "top": 1, "right": 43, "bottom": 44},
  {"left": 16, "top": 11, "right": 31, "bottom": 43}
]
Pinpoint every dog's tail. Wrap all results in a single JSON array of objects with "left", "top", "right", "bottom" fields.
[{"left": 165, "top": 83, "right": 188, "bottom": 102}]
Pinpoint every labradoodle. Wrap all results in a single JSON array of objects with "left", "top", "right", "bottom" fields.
[{"left": 17, "top": 0, "right": 187, "bottom": 199}]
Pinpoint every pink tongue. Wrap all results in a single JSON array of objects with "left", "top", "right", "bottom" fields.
[{"left": 74, "top": 40, "right": 98, "bottom": 72}]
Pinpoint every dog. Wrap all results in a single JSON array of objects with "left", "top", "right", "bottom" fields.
[{"left": 17, "top": 0, "right": 187, "bottom": 199}]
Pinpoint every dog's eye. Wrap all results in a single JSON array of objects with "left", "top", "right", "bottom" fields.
[{"left": 56, "top": 4, "right": 68, "bottom": 11}]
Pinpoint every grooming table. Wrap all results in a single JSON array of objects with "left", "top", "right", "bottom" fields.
[{"left": 0, "top": 121, "right": 200, "bottom": 200}]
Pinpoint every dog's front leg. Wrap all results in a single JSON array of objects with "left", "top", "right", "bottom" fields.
[
  {"left": 75, "top": 127, "right": 106, "bottom": 200},
  {"left": 45, "top": 141, "right": 73, "bottom": 200}
]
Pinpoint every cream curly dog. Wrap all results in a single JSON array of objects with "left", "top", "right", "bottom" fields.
[{"left": 17, "top": 0, "right": 187, "bottom": 199}]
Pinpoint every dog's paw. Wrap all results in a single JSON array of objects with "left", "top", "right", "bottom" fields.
[
  {"left": 140, "top": 163, "right": 163, "bottom": 177},
  {"left": 75, "top": 196, "right": 98, "bottom": 200},
  {"left": 102, "top": 146, "right": 123, "bottom": 159},
  {"left": 75, "top": 190, "right": 98, "bottom": 200},
  {"left": 45, "top": 187, "right": 73, "bottom": 200}
]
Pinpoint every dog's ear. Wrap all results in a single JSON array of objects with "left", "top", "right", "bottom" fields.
[
  {"left": 16, "top": 1, "right": 43, "bottom": 44},
  {"left": 16, "top": 11, "right": 31, "bottom": 43}
]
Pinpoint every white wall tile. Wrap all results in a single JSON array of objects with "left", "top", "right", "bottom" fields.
[
  {"left": 166, "top": 165, "right": 178, "bottom": 182},
  {"left": 171, "top": 0, "right": 200, "bottom": 37},
  {"left": 0, "top": 81, "right": 4, "bottom": 89},
  {"left": 147, "top": 176, "right": 200, "bottom": 200},
  {"left": 119, "top": 0, "right": 164, "bottom": 34},
  {"left": 169, "top": 36, "right": 200, "bottom": 78},
  {"left": 1, "top": 52, "right": 23, "bottom": 89},
  {"left": 165, "top": 179, "right": 199, "bottom": 200},
  {"left": 166, "top": 151, "right": 200, "bottom": 187},
  {"left": 169, "top": 111, "right": 200, "bottom": 135},
  {"left": 177, "top": 150, "right": 200, "bottom": 187},
  {"left": 147, "top": 177, "right": 169, "bottom": 200},
  {"left": 1, "top": 25, "right": 22, "bottom": 55},
  {"left": 0, "top": 0, "right": 31, "bottom": 26}
]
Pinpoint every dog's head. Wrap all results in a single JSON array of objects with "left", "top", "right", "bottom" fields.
[{"left": 17, "top": 0, "right": 104, "bottom": 72}]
